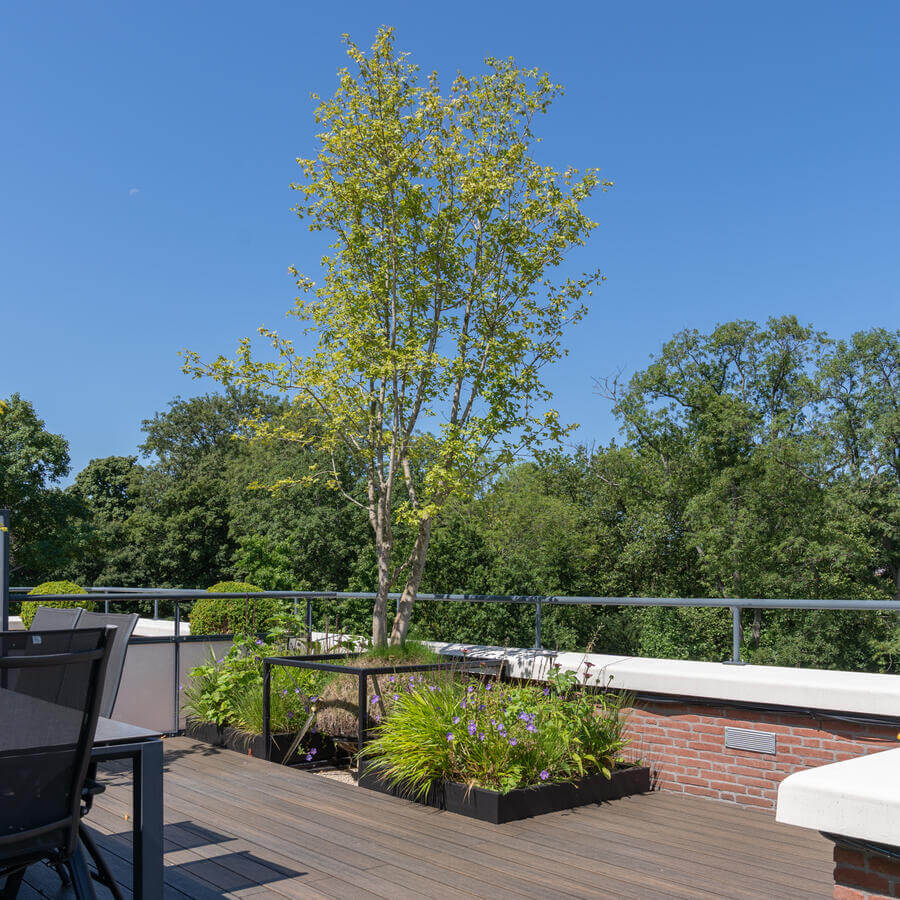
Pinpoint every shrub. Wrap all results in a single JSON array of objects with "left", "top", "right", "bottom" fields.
[
  {"left": 184, "top": 633, "right": 329, "bottom": 733},
  {"left": 364, "top": 663, "right": 631, "bottom": 795},
  {"left": 189, "top": 581, "right": 284, "bottom": 635},
  {"left": 21, "top": 580, "right": 93, "bottom": 629}
]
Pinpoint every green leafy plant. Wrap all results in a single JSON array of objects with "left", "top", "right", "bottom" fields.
[
  {"left": 21, "top": 580, "right": 93, "bottom": 629},
  {"left": 364, "top": 663, "right": 631, "bottom": 796},
  {"left": 183, "top": 630, "right": 330, "bottom": 734},
  {"left": 189, "top": 581, "right": 285, "bottom": 635}
]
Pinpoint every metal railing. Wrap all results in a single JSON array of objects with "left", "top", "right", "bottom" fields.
[
  {"left": 4, "top": 583, "right": 899, "bottom": 733},
  {"left": 7, "top": 585, "right": 900, "bottom": 663}
]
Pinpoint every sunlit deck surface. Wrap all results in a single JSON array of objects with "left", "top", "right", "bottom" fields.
[{"left": 23, "top": 736, "right": 832, "bottom": 899}]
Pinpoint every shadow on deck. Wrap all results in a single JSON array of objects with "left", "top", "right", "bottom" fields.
[{"left": 23, "top": 736, "right": 832, "bottom": 899}]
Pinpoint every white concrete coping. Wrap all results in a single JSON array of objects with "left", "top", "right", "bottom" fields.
[
  {"left": 6, "top": 614, "right": 191, "bottom": 637},
  {"left": 776, "top": 748, "right": 900, "bottom": 846},
  {"left": 426, "top": 642, "right": 900, "bottom": 719},
  {"left": 133, "top": 617, "right": 192, "bottom": 637}
]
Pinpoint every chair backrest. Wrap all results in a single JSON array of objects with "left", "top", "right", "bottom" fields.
[
  {"left": 76, "top": 611, "right": 139, "bottom": 718},
  {"left": 29, "top": 606, "right": 84, "bottom": 631},
  {"left": 0, "top": 627, "right": 114, "bottom": 868}
]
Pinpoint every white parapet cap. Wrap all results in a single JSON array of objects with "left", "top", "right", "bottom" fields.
[
  {"left": 776, "top": 748, "right": 900, "bottom": 846},
  {"left": 426, "top": 642, "right": 900, "bottom": 718}
]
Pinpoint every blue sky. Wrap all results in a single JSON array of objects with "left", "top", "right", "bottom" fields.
[{"left": 2, "top": 1, "right": 899, "bottom": 478}]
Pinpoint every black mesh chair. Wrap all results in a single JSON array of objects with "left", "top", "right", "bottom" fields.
[{"left": 0, "top": 627, "right": 114, "bottom": 899}]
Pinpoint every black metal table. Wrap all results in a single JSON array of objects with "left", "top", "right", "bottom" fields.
[{"left": 91, "top": 718, "right": 163, "bottom": 900}]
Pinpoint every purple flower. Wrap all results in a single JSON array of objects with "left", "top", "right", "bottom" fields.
[
  {"left": 452, "top": 716, "right": 460, "bottom": 724},
  {"left": 527, "top": 724, "right": 537, "bottom": 733},
  {"left": 428, "top": 684, "right": 436, "bottom": 692},
  {"left": 477, "top": 732, "right": 485, "bottom": 741},
  {"left": 468, "top": 721, "right": 477, "bottom": 736},
  {"left": 508, "top": 738, "right": 518, "bottom": 746},
  {"left": 540, "top": 770, "right": 549, "bottom": 781},
  {"left": 446, "top": 732, "right": 454, "bottom": 742},
  {"left": 310, "top": 747, "right": 317, "bottom": 755},
  {"left": 305, "top": 753, "right": 313, "bottom": 762},
  {"left": 460, "top": 700, "right": 467, "bottom": 710},
  {"left": 393, "top": 693, "right": 399, "bottom": 701},
  {"left": 389, "top": 676, "right": 395, "bottom": 683},
  {"left": 371, "top": 695, "right": 381, "bottom": 705},
  {"left": 467, "top": 685, "right": 475, "bottom": 694},
  {"left": 485, "top": 683, "right": 493, "bottom": 691},
  {"left": 543, "top": 687, "right": 550, "bottom": 696}
]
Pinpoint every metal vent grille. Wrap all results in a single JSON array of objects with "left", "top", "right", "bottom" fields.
[{"left": 724, "top": 727, "right": 776, "bottom": 755}]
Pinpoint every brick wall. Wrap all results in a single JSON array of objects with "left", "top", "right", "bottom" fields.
[
  {"left": 832, "top": 841, "right": 900, "bottom": 899},
  {"left": 624, "top": 697, "right": 900, "bottom": 810}
]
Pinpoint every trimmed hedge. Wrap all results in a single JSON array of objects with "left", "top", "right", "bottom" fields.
[
  {"left": 21, "top": 580, "right": 93, "bottom": 629},
  {"left": 189, "top": 581, "right": 284, "bottom": 635}
]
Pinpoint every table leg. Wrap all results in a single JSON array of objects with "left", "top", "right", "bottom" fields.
[{"left": 131, "top": 738, "right": 164, "bottom": 899}]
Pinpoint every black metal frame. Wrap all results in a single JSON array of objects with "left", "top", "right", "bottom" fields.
[
  {"left": 89, "top": 738, "right": 164, "bottom": 900},
  {"left": 262, "top": 653, "right": 498, "bottom": 759}
]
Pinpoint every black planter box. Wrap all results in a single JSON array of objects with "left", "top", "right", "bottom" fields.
[
  {"left": 184, "top": 719, "right": 333, "bottom": 765},
  {"left": 358, "top": 764, "right": 651, "bottom": 824}
]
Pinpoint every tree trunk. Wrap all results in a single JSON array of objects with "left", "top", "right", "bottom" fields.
[
  {"left": 371, "top": 500, "right": 393, "bottom": 647},
  {"left": 389, "top": 518, "right": 432, "bottom": 646}
]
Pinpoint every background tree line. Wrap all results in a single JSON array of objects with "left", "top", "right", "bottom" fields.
[{"left": 2, "top": 317, "right": 897, "bottom": 670}]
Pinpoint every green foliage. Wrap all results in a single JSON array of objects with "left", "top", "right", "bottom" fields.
[
  {"left": 183, "top": 27, "right": 607, "bottom": 647},
  {"left": 184, "top": 632, "right": 330, "bottom": 733},
  {"left": 0, "top": 394, "right": 82, "bottom": 582},
  {"left": 22, "top": 580, "right": 92, "bottom": 628},
  {"left": 364, "top": 665, "right": 630, "bottom": 795},
  {"left": 188, "top": 581, "right": 284, "bottom": 635},
  {"left": 363, "top": 640, "right": 440, "bottom": 663}
]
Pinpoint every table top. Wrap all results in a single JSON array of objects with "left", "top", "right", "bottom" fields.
[
  {"left": 94, "top": 715, "right": 161, "bottom": 746},
  {"left": 1, "top": 687, "right": 161, "bottom": 753}
]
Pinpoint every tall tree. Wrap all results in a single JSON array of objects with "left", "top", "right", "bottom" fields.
[
  {"left": 0, "top": 393, "right": 78, "bottom": 581},
  {"left": 185, "top": 28, "right": 607, "bottom": 645}
]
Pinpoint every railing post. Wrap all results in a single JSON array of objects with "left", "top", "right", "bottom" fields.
[
  {"left": 357, "top": 671, "right": 367, "bottom": 758},
  {"left": 104, "top": 598, "right": 110, "bottom": 614},
  {"left": 173, "top": 601, "right": 181, "bottom": 733},
  {"left": 534, "top": 598, "right": 543, "bottom": 649},
  {"left": 0, "top": 509, "right": 10, "bottom": 632},
  {"left": 305, "top": 599, "right": 313, "bottom": 637},
  {"left": 153, "top": 597, "right": 159, "bottom": 620},
  {"left": 729, "top": 605, "right": 743, "bottom": 665}
]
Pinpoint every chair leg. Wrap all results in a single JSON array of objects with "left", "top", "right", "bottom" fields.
[
  {"left": 0, "top": 868, "right": 26, "bottom": 900},
  {"left": 79, "top": 826, "right": 124, "bottom": 900},
  {"left": 67, "top": 847, "right": 97, "bottom": 900},
  {"left": 54, "top": 861, "right": 72, "bottom": 885}
]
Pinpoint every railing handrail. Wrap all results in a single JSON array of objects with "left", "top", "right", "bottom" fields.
[{"left": 10, "top": 586, "right": 900, "bottom": 611}]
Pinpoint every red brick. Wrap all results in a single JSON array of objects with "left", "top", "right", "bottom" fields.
[
  {"left": 834, "top": 846, "right": 867, "bottom": 868},
  {"left": 832, "top": 886, "right": 866, "bottom": 900},
  {"left": 869, "top": 855, "right": 900, "bottom": 878},
  {"left": 835, "top": 866, "right": 893, "bottom": 894}
]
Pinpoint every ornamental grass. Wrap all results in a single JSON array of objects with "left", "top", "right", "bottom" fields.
[{"left": 363, "top": 666, "right": 632, "bottom": 796}]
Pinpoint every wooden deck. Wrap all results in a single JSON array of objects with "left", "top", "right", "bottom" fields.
[{"left": 23, "top": 736, "right": 833, "bottom": 899}]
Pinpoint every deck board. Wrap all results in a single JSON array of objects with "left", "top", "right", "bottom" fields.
[{"left": 23, "top": 736, "right": 833, "bottom": 899}]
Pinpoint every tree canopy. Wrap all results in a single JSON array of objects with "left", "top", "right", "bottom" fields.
[{"left": 183, "top": 28, "right": 608, "bottom": 645}]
